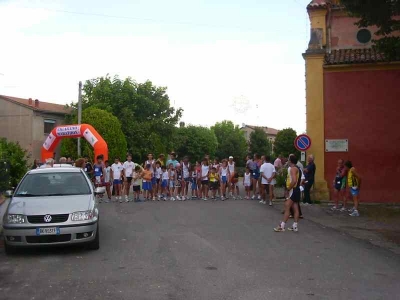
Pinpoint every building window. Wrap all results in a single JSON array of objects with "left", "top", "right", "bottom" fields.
[
  {"left": 44, "top": 119, "right": 56, "bottom": 134},
  {"left": 357, "top": 29, "right": 372, "bottom": 44}
]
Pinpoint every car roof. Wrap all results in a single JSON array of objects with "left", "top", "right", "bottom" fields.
[{"left": 29, "top": 166, "right": 83, "bottom": 174}]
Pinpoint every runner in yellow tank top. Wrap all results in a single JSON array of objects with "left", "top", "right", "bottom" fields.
[{"left": 344, "top": 161, "right": 362, "bottom": 217}]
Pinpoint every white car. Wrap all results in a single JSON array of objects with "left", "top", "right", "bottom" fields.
[{"left": 2, "top": 166, "right": 100, "bottom": 254}]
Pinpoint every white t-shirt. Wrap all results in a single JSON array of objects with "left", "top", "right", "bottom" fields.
[
  {"left": 260, "top": 162, "right": 277, "bottom": 185},
  {"left": 162, "top": 171, "right": 169, "bottom": 180},
  {"left": 123, "top": 161, "right": 135, "bottom": 177},
  {"left": 244, "top": 173, "right": 251, "bottom": 186},
  {"left": 201, "top": 165, "right": 209, "bottom": 179},
  {"left": 182, "top": 162, "right": 190, "bottom": 178},
  {"left": 155, "top": 167, "right": 162, "bottom": 179},
  {"left": 132, "top": 171, "right": 140, "bottom": 186},
  {"left": 220, "top": 166, "right": 229, "bottom": 177},
  {"left": 111, "top": 162, "right": 123, "bottom": 180},
  {"left": 228, "top": 161, "right": 235, "bottom": 173}
]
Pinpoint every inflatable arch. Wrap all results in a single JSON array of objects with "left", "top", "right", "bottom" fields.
[{"left": 41, "top": 124, "right": 108, "bottom": 162}]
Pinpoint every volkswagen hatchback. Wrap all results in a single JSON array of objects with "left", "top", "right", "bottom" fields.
[{"left": 2, "top": 167, "right": 100, "bottom": 254}]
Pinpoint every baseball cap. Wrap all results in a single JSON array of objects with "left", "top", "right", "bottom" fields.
[{"left": 229, "top": 156, "right": 233, "bottom": 159}]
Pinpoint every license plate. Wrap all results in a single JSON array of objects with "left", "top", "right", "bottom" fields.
[{"left": 36, "top": 227, "right": 60, "bottom": 236}]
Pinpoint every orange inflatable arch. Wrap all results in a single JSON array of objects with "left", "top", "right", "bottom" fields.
[{"left": 41, "top": 124, "right": 108, "bottom": 162}]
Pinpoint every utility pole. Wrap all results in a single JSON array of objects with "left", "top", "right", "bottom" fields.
[{"left": 77, "top": 81, "right": 82, "bottom": 157}]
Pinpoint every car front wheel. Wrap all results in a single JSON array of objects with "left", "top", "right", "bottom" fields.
[
  {"left": 4, "top": 240, "right": 17, "bottom": 255},
  {"left": 87, "top": 223, "right": 100, "bottom": 250}
]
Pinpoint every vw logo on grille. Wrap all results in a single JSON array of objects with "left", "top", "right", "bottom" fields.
[{"left": 44, "top": 214, "right": 52, "bottom": 223}]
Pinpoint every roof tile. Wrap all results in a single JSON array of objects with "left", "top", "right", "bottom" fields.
[{"left": 325, "top": 48, "right": 387, "bottom": 65}]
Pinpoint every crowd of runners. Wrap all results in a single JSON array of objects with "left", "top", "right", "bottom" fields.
[
  {"left": 78, "top": 152, "right": 281, "bottom": 205},
  {"left": 35, "top": 150, "right": 361, "bottom": 232}
]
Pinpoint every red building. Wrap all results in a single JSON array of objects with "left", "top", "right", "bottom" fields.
[{"left": 304, "top": 0, "right": 400, "bottom": 203}]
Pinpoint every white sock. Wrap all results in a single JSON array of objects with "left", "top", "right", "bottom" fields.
[
  {"left": 293, "top": 222, "right": 298, "bottom": 228},
  {"left": 281, "top": 221, "right": 285, "bottom": 229}
]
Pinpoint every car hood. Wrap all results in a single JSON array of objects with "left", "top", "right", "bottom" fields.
[{"left": 7, "top": 195, "right": 93, "bottom": 215}]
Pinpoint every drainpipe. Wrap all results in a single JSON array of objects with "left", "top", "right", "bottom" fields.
[{"left": 327, "top": 3, "right": 332, "bottom": 54}]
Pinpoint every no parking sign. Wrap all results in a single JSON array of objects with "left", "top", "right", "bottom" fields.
[{"left": 294, "top": 134, "right": 311, "bottom": 152}]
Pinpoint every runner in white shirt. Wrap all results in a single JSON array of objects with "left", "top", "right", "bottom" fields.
[
  {"left": 201, "top": 159, "right": 210, "bottom": 201},
  {"left": 260, "top": 156, "right": 277, "bottom": 206},
  {"left": 123, "top": 155, "right": 136, "bottom": 201},
  {"left": 111, "top": 158, "right": 124, "bottom": 202},
  {"left": 228, "top": 156, "right": 237, "bottom": 199},
  {"left": 219, "top": 159, "right": 230, "bottom": 200},
  {"left": 155, "top": 161, "right": 163, "bottom": 200},
  {"left": 182, "top": 157, "right": 191, "bottom": 200}
]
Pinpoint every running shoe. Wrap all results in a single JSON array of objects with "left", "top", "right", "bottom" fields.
[
  {"left": 274, "top": 226, "right": 285, "bottom": 232},
  {"left": 331, "top": 206, "right": 338, "bottom": 211},
  {"left": 349, "top": 210, "right": 360, "bottom": 217},
  {"left": 339, "top": 207, "right": 347, "bottom": 212},
  {"left": 177, "top": 196, "right": 181, "bottom": 201},
  {"left": 171, "top": 197, "right": 176, "bottom": 201},
  {"left": 262, "top": 201, "right": 266, "bottom": 205},
  {"left": 251, "top": 195, "right": 255, "bottom": 200},
  {"left": 221, "top": 196, "right": 225, "bottom": 201},
  {"left": 269, "top": 201, "right": 273, "bottom": 206},
  {"left": 348, "top": 207, "right": 355, "bottom": 213},
  {"left": 257, "top": 195, "right": 261, "bottom": 200},
  {"left": 259, "top": 200, "right": 264, "bottom": 204},
  {"left": 287, "top": 227, "right": 299, "bottom": 232},
  {"left": 204, "top": 198, "right": 208, "bottom": 201}
]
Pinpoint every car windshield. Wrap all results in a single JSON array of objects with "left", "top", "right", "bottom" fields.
[{"left": 14, "top": 172, "right": 91, "bottom": 197}]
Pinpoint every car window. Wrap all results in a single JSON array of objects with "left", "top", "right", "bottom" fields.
[{"left": 15, "top": 172, "right": 91, "bottom": 197}]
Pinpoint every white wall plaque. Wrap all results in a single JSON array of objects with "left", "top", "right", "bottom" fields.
[{"left": 325, "top": 139, "right": 348, "bottom": 152}]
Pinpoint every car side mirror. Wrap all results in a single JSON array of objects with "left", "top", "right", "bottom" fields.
[{"left": 5, "top": 190, "right": 13, "bottom": 198}]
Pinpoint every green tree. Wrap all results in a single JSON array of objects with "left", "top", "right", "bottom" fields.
[
  {"left": 61, "top": 107, "right": 127, "bottom": 161},
  {"left": 173, "top": 126, "right": 218, "bottom": 163},
  {"left": 341, "top": 0, "right": 400, "bottom": 60},
  {"left": 211, "top": 121, "right": 247, "bottom": 165},
  {"left": 0, "top": 138, "right": 29, "bottom": 189},
  {"left": 68, "top": 75, "right": 183, "bottom": 161},
  {"left": 249, "top": 127, "right": 273, "bottom": 157},
  {"left": 273, "top": 128, "right": 299, "bottom": 158}
]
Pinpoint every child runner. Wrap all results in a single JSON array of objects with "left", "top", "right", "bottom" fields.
[
  {"left": 93, "top": 155, "right": 105, "bottom": 203},
  {"left": 201, "top": 159, "right": 210, "bottom": 201},
  {"left": 168, "top": 163, "right": 176, "bottom": 201},
  {"left": 132, "top": 165, "right": 143, "bottom": 202},
  {"left": 196, "top": 161, "right": 202, "bottom": 198},
  {"left": 155, "top": 161, "right": 163, "bottom": 200},
  {"left": 182, "top": 157, "right": 191, "bottom": 201},
  {"left": 219, "top": 159, "right": 230, "bottom": 200},
  {"left": 141, "top": 164, "right": 153, "bottom": 201},
  {"left": 209, "top": 167, "right": 220, "bottom": 200},
  {"left": 145, "top": 153, "right": 156, "bottom": 201},
  {"left": 228, "top": 156, "right": 236, "bottom": 199},
  {"left": 111, "top": 157, "right": 123, "bottom": 202},
  {"left": 161, "top": 165, "right": 169, "bottom": 200},
  {"left": 243, "top": 167, "right": 252, "bottom": 199},
  {"left": 104, "top": 160, "right": 112, "bottom": 203},
  {"left": 122, "top": 155, "right": 136, "bottom": 202},
  {"left": 175, "top": 163, "right": 183, "bottom": 200},
  {"left": 190, "top": 164, "right": 198, "bottom": 199},
  {"left": 344, "top": 161, "right": 362, "bottom": 217}
]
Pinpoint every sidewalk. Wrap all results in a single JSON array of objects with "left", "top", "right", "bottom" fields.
[{"left": 273, "top": 200, "right": 400, "bottom": 255}]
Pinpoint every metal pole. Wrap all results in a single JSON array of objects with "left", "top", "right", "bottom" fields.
[{"left": 77, "top": 81, "right": 82, "bottom": 157}]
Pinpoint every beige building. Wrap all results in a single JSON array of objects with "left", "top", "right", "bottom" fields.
[
  {"left": 0, "top": 95, "right": 72, "bottom": 163},
  {"left": 240, "top": 124, "right": 279, "bottom": 143}
]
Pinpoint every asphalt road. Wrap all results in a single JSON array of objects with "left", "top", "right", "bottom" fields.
[{"left": 1, "top": 199, "right": 400, "bottom": 300}]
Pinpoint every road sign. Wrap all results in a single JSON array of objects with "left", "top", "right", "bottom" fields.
[{"left": 294, "top": 134, "right": 311, "bottom": 151}]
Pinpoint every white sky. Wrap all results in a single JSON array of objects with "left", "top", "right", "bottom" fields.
[{"left": 0, "top": 0, "right": 310, "bottom": 134}]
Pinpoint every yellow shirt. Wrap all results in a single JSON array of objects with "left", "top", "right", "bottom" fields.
[
  {"left": 210, "top": 172, "right": 219, "bottom": 182},
  {"left": 286, "top": 167, "right": 299, "bottom": 189},
  {"left": 347, "top": 167, "right": 358, "bottom": 187}
]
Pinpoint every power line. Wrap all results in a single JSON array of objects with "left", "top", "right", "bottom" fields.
[{"left": 23, "top": 6, "right": 308, "bottom": 35}]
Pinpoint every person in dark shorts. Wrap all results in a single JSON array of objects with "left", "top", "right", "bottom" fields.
[{"left": 274, "top": 155, "right": 302, "bottom": 232}]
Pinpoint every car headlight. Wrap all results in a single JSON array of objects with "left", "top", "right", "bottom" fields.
[
  {"left": 6, "top": 214, "right": 26, "bottom": 224},
  {"left": 71, "top": 211, "right": 94, "bottom": 221}
]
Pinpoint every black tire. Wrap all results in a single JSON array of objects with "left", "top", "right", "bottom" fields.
[
  {"left": 87, "top": 223, "right": 100, "bottom": 250},
  {"left": 4, "top": 241, "right": 17, "bottom": 255}
]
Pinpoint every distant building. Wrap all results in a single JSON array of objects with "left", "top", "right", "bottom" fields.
[
  {"left": 240, "top": 124, "right": 279, "bottom": 143},
  {"left": 0, "top": 95, "right": 72, "bottom": 163}
]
